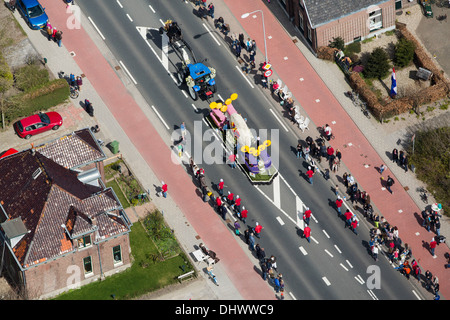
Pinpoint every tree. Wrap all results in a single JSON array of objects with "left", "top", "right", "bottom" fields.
[
  {"left": 329, "top": 36, "right": 345, "bottom": 51},
  {"left": 363, "top": 47, "right": 391, "bottom": 79},
  {"left": 394, "top": 37, "right": 415, "bottom": 68},
  {"left": 0, "top": 55, "right": 14, "bottom": 129}
]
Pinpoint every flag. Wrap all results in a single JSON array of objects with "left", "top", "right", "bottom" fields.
[{"left": 390, "top": 68, "right": 397, "bottom": 97}]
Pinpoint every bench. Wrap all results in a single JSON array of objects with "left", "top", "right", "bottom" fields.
[{"left": 177, "top": 270, "right": 195, "bottom": 282}]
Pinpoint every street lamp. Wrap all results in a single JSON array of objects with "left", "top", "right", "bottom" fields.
[{"left": 241, "top": 10, "right": 268, "bottom": 65}]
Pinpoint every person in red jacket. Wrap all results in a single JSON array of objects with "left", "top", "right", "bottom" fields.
[
  {"left": 303, "top": 224, "right": 311, "bottom": 243},
  {"left": 161, "top": 181, "right": 168, "bottom": 198},
  {"left": 227, "top": 191, "right": 234, "bottom": 206},
  {"left": 335, "top": 196, "right": 344, "bottom": 215},
  {"left": 327, "top": 146, "right": 334, "bottom": 161},
  {"left": 254, "top": 222, "right": 263, "bottom": 238},
  {"left": 217, "top": 179, "right": 224, "bottom": 196},
  {"left": 350, "top": 218, "right": 358, "bottom": 235},
  {"left": 216, "top": 196, "right": 222, "bottom": 210},
  {"left": 240, "top": 206, "right": 248, "bottom": 224},
  {"left": 303, "top": 207, "right": 312, "bottom": 225},
  {"left": 306, "top": 166, "right": 314, "bottom": 184},
  {"left": 430, "top": 238, "right": 437, "bottom": 257},
  {"left": 344, "top": 209, "right": 353, "bottom": 228},
  {"left": 234, "top": 195, "right": 241, "bottom": 213}
]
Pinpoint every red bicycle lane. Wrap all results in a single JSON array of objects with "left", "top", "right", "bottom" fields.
[
  {"left": 223, "top": 0, "right": 448, "bottom": 298},
  {"left": 41, "top": 0, "right": 275, "bottom": 300}
]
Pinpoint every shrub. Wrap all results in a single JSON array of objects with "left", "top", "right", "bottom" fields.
[
  {"left": 344, "top": 41, "right": 361, "bottom": 56},
  {"left": 329, "top": 36, "right": 345, "bottom": 51},
  {"left": 14, "top": 64, "right": 49, "bottom": 92},
  {"left": 408, "top": 127, "right": 450, "bottom": 216},
  {"left": 363, "top": 47, "right": 391, "bottom": 79},
  {"left": 394, "top": 37, "right": 415, "bottom": 68}
]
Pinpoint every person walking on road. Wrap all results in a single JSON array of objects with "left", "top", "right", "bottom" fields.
[
  {"left": 254, "top": 222, "right": 263, "bottom": 238},
  {"left": 344, "top": 209, "right": 353, "bottom": 228},
  {"left": 227, "top": 191, "right": 234, "bottom": 207},
  {"left": 303, "top": 224, "right": 311, "bottom": 243},
  {"left": 336, "top": 196, "right": 344, "bottom": 215},
  {"left": 303, "top": 207, "right": 312, "bottom": 225},
  {"left": 240, "top": 206, "right": 248, "bottom": 224},
  {"left": 297, "top": 143, "right": 303, "bottom": 159},
  {"left": 350, "top": 217, "right": 358, "bottom": 235},
  {"left": 306, "top": 166, "right": 314, "bottom": 184},
  {"left": 228, "top": 153, "right": 237, "bottom": 169},
  {"left": 217, "top": 178, "right": 224, "bottom": 196}
]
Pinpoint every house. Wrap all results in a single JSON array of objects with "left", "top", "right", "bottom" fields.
[
  {"left": 282, "top": 0, "right": 406, "bottom": 53},
  {"left": 0, "top": 128, "right": 132, "bottom": 299}
]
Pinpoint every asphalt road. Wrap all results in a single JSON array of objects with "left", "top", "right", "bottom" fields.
[{"left": 76, "top": 0, "right": 425, "bottom": 300}]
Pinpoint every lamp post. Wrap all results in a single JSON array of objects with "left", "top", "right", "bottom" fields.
[{"left": 241, "top": 10, "right": 268, "bottom": 65}]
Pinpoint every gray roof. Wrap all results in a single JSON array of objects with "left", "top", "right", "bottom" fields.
[{"left": 303, "top": 0, "right": 390, "bottom": 28}]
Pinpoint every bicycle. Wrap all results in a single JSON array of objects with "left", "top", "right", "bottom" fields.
[
  {"left": 321, "top": 125, "right": 335, "bottom": 140},
  {"left": 417, "top": 187, "right": 428, "bottom": 204},
  {"left": 360, "top": 102, "right": 371, "bottom": 119},
  {"left": 69, "top": 85, "right": 79, "bottom": 99},
  {"left": 207, "top": 266, "right": 219, "bottom": 286}
]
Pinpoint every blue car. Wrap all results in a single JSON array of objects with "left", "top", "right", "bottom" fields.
[{"left": 16, "top": 0, "right": 49, "bottom": 30}]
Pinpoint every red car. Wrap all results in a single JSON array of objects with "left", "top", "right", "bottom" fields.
[{"left": 14, "top": 111, "right": 63, "bottom": 139}]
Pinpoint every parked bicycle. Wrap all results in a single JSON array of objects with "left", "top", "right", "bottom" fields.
[
  {"left": 206, "top": 265, "right": 219, "bottom": 286},
  {"left": 59, "top": 71, "right": 80, "bottom": 99},
  {"left": 360, "top": 101, "right": 371, "bottom": 119},
  {"left": 417, "top": 187, "right": 428, "bottom": 204}
]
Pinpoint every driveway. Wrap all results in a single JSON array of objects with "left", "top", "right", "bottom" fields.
[{"left": 415, "top": 4, "right": 450, "bottom": 78}]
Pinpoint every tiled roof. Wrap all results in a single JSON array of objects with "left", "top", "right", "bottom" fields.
[
  {"left": 0, "top": 132, "right": 130, "bottom": 268},
  {"left": 36, "top": 128, "right": 105, "bottom": 169},
  {"left": 303, "top": 0, "right": 389, "bottom": 28}
]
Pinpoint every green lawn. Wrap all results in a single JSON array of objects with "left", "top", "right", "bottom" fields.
[
  {"left": 54, "top": 222, "right": 193, "bottom": 300},
  {"left": 106, "top": 179, "right": 130, "bottom": 209}
]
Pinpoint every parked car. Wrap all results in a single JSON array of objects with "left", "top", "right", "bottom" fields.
[
  {"left": 16, "top": 0, "right": 49, "bottom": 30},
  {"left": 14, "top": 112, "right": 63, "bottom": 139}
]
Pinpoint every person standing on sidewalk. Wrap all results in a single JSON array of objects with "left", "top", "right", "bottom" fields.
[
  {"left": 430, "top": 238, "right": 437, "bottom": 257},
  {"left": 303, "top": 224, "right": 311, "bottom": 243},
  {"left": 392, "top": 148, "right": 399, "bottom": 164},
  {"left": 55, "top": 30, "right": 63, "bottom": 47},
  {"left": 306, "top": 166, "right": 314, "bottom": 185},
  {"left": 161, "top": 181, "right": 168, "bottom": 198},
  {"left": 379, "top": 164, "right": 386, "bottom": 175}
]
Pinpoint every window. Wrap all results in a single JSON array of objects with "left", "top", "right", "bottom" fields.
[
  {"left": 83, "top": 256, "right": 93, "bottom": 275},
  {"left": 368, "top": 9, "right": 383, "bottom": 31},
  {"left": 298, "top": 10, "right": 304, "bottom": 31},
  {"left": 113, "top": 245, "right": 122, "bottom": 264},
  {"left": 78, "top": 235, "right": 92, "bottom": 248},
  {"left": 307, "top": 24, "right": 312, "bottom": 41}
]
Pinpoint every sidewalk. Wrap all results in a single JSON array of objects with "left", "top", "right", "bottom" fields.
[
  {"left": 15, "top": 0, "right": 278, "bottom": 300},
  {"left": 215, "top": 0, "right": 449, "bottom": 299}
]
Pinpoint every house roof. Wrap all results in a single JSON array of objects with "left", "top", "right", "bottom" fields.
[
  {"left": 302, "top": 0, "right": 389, "bottom": 28},
  {"left": 0, "top": 129, "right": 130, "bottom": 269}
]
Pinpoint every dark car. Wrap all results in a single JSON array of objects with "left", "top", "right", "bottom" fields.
[
  {"left": 16, "top": 0, "right": 49, "bottom": 30},
  {"left": 14, "top": 111, "right": 63, "bottom": 139}
]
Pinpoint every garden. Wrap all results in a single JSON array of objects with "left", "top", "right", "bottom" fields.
[
  {"left": 54, "top": 209, "right": 195, "bottom": 300},
  {"left": 104, "top": 157, "right": 150, "bottom": 209}
]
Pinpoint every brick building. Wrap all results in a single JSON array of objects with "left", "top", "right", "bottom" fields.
[
  {"left": 280, "top": 0, "right": 413, "bottom": 53},
  {"left": 0, "top": 128, "right": 132, "bottom": 299}
]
